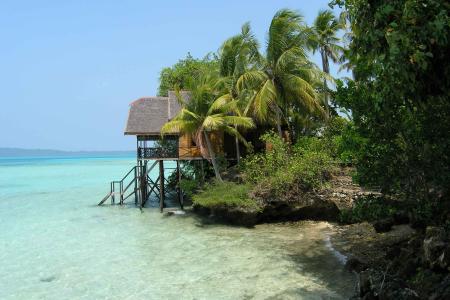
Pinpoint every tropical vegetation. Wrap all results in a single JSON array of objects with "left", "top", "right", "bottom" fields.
[
  {"left": 158, "top": 2, "right": 449, "bottom": 229},
  {"left": 155, "top": 2, "right": 450, "bottom": 298}
]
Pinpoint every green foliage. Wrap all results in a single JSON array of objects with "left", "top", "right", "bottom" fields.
[
  {"left": 410, "top": 197, "right": 450, "bottom": 228},
  {"left": 192, "top": 181, "right": 259, "bottom": 210},
  {"left": 161, "top": 68, "right": 254, "bottom": 181},
  {"left": 237, "top": 9, "right": 326, "bottom": 132},
  {"left": 158, "top": 53, "right": 219, "bottom": 96},
  {"left": 243, "top": 132, "right": 334, "bottom": 198},
  {"left": 179, "top": 178, "right": 199, "bottom": 198},
  {"left": 331, "top": 0, "right": 450, "bottom": 202},
  {"left": 339, "top": 195, "right": 397, "bottom": 224}
]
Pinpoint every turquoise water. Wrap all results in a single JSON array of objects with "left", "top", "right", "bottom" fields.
[{"left": 0, "top": 155, "right": 354, "bottom": 299}]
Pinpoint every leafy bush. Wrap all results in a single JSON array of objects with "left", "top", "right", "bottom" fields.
[
  {"left": 192, "top": 181, "right": 259, "bottom": 210},
  {"left": 179, "top": 179, "right": 199, "bottom": 198},
  {"left": 242, "top": 132, "right": 335, "bottom": 198}
]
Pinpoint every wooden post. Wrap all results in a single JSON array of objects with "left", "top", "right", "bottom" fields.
[
  {"left": 138, "top": 162, "right": 144, "bottom": 208},
  {"left": 134, "top": 167, "right": 138, "bottom": 205},
  {"left": 177, "top": 160, "right": 184, "bottom": 210},
  {"left": 111, "top": 182, "right": 114, "bottom": 204},
  {"left": 159, "top": 160, "right": 165, "bottom": 213},
  {"left": 141, "top": 162, "right": 147, "bottom": 207},
  {"left": 200, "top": 159, "right": 205, "bottom": 184},
  {"left": 120, "top": 181, "right": 124, "bottom": 205}
]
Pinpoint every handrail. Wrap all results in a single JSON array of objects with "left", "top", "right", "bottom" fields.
[
  {"left": 122, "top": 189, "right": 138, "bottom": 202},
  {"left": 121, "top": 166, "right": 136, "bottom": 182},
  {"left": 122, "top": 177, "right": 136, "bottom": 195},
  {"left": 99, "top": 160, "right": 177, "bottom": 207},
  {"left": 98, "top": 192, "right": 112, "bottom": 205}
]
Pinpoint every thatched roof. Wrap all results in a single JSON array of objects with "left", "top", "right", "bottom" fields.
[{"left": 124, "top": 91, "right": 189, "bottom": 135}]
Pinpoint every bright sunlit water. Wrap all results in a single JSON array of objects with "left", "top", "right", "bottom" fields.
[{"left": 0, "top": 155, "right": 354, "bottom": 299}]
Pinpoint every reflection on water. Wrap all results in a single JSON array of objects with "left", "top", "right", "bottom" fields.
[{"left": 0, "top": 156, "right": 354, "bottom": 299}]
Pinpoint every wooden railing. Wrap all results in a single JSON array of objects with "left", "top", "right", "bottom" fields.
[
  {"left": 98, "top": 161, "right": 158, "bottom": 206},
  {"left": 138, "top": 146, "right": 202, "bottom": 159}
]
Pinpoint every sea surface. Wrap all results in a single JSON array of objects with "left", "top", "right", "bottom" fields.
[{"left": 0, "top": 155, "right": 355, "bottom": 299}]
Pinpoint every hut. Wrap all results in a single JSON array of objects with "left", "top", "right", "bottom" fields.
[
  {"left": 99, "top": 91, "right": 203, "bottom": 211},
  {"left": 124, "top": 91, "right": 202, "bottom": 161},
  {"left": 98, "top": 91, "right": 244, "bottom": 211}
]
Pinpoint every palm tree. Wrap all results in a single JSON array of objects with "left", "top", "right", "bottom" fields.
[
  {"left": 216, "top": 22, "right": 261, "bottom": 162},
  {"left": 161, "top": 72, "right": 254, "bottom": 181},
  {"left": 237, "top": 9, "right": 324, "bottom": 138},
  {"left": 309, "top": 9, "right": 343, "bottom": 115}
]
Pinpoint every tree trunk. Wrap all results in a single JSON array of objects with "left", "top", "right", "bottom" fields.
[
  {"left": 275, "top": 109, "right": 283, "bottom": 138},
  {"left": 234, "top": 125, "right": 240, "bottom": 164},
  {"left": 203, "top": 131, "right": 223, "bottom": 182},
  {"left": 321, "top": 50, "right": 330, "bottom": 117}
]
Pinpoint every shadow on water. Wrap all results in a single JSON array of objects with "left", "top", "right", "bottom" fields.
[{"left": 285, "top": 235, "right": 357, "bottom": 298}]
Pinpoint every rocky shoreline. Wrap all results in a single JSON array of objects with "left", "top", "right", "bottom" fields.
[
  {"left": 192, "top": 169, "right": 450, "bottom": 299},
  {"left": 331, "top": 222, "right": 450, "bottom": 299},
  {"left": 193, "top": 168, "right": 366, "bottom": 227}
]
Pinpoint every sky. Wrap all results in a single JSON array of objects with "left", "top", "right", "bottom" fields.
[{"left": 0, "top": 0, "right": 343, "bottom": 151}]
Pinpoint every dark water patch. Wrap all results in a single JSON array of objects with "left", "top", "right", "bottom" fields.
[{"left": 40, "top": 275, "right": 56, "bottom": 283}]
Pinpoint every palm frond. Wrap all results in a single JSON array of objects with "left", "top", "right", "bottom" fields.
[
  {"left": 222, "top": 115, "right": 255, "bottom": 129},
  {"left": 250, "top": 79, "right": 277, "bottom": 122},
  {"left": 236, "top": 70, "right": 268, "bottom": 92},
  {"left": 161, "top": 119, "right": 198, "bottom": 135},
  {"left": 202, "top": 114, "right": 226, "bottom": 131}
]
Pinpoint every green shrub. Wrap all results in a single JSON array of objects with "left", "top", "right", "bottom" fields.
[
  {"left": 242, "top": 132, "right": 335, "bottom": 198},
  {"left": 192, "top": 181, "right": 260, "bottom": 210},
  {"left": 179, "top": 179, "right": 199, "bottom": 198}
]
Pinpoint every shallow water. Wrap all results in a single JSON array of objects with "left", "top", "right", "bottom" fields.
[{"left": 0, "top": 155, "right": 354, "bottom": 299}]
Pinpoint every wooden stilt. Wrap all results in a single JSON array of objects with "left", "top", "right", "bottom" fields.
[
  {"left": 140, "top": 163, "right": 147, "bottom": 208},
  {"left": 159, "top": 160, "right": 165, "bottom": 213},
  {"left": 134, "top": 167, "right": 138, "bottom": 205},
  {"left": 200, "top": 159, "right": 205, "bottom": 184},
  {"left": 177, "top": 160, "right": 184, "bottom": 210},
  {"left": 120, "top": 180, "right": 124, "bottom": 205},
  {"left": 111, "top": 182, "right": 115, "bottom": 204}
]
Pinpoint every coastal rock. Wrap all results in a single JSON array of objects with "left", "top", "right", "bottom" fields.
[
  {"left": 356, "top": 269, "right": 419, "bottom": 300},
  {"left": 429, "top": 275, "right": 450, "bottom": 300},
  {"left": 423, "top": 226, "right": 449, "bottom": 270},
  {"left": 393, "top": 211, "right": 410, "bottom": 225},
  {"left": 211, "top": 206, "right": 259, "bottom": 227},
  {"left": 193, "top": 204, "right": 259, "bottom": 227},
  {"left": 373, "top": 218, "right": 394, "bottom": 233},
  {"left": 345, "top": 256, "right": 368, "bottom": 272},
  {"left": 378, "top": 283, "right": 419, "bottom": 300},
  {"left": 260, "top": 196, "right": 340, "bottom": 222}
]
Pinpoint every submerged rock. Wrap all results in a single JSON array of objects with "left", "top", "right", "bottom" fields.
[{"left": 39, "top": 275, "right": 56, "bottom": 283}]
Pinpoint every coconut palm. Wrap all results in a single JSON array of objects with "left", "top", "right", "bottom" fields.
[
  {"left": 161, "top": 72, "right": 254, "bottom": 181},
  {"left": 215, "top": 22, "right": 261, "bottom": 162},
  {"left": 237, "top": 9, "right": 324, "bottom": 138},
  {"left": 309, "top": 9, "right": 343, "bottom": 115}
]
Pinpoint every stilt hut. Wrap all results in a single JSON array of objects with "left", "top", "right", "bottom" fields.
[{"left": 99, "top": 91, "right": 203, "bottom": 211}]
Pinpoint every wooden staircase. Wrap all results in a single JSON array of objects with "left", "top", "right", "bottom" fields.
[{"left": 98, "top": 160, "right": 183, "bottom": 211}]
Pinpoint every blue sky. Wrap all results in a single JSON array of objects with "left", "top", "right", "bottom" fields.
[{"left": 0, "top": 0, "right": 343, "bottom": 151}]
